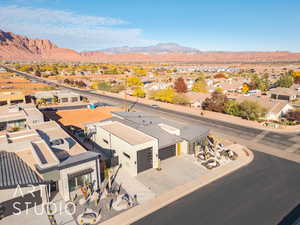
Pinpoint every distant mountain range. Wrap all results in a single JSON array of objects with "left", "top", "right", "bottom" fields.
[
  {"left": 1, "top": 29, "right": 300, "bottom": 63},
  {"left": 101, "top": 43, "right": 201, "bottom": 54}
]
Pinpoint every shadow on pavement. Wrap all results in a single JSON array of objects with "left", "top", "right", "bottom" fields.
[{"left": 278, "top": 203, "right": 300, "bottom": 225}]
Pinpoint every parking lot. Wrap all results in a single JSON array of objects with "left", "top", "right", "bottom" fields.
[{"left": 136, "top": 155, "right": 207, "bottom": 195}]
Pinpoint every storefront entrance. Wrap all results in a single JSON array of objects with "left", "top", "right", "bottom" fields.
[{"left": 68, "top": 169, "right": 93, "bottom": 201}]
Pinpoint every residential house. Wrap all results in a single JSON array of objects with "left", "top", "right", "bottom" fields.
[
  {"left": 0, "top": 104, "right": 44, "bottom": 131},
  {"left": 0, "top": 91, "right": 28, "bottom": 106},
  {"left": 86, "top": 112, "right": 209, "bottom": 176},
  {"left": 0, "top": 120, "right": 101, "bottom": 219},
  {"left": 269, "top": 87, "right": 298, "bottom": 101},
  {"left": 236, "top": 96, "right": 293, "bottom": 121},
  {"left": 34, "top": 90, "right": 82, "bottom": 104},
  {"left": 184, "top": 92, "right": 210, "bottom": 108}
]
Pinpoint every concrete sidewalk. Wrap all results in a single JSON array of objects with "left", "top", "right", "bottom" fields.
[
  {"left": 100, "top": 145, "right": 254, "bottom": 225},
  {"left": 114, "top": 168, "right": 156, "bottom": 204}
]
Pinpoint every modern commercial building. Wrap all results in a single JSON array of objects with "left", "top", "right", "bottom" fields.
[
  {"left": 0, "top": 104, "right": 44, "bottom": 131},
  {"left": 0, "top": 72, "right": 101, "bottom": 217},
  {"left": 33, "top": 90, "right": 82, "bottom": 104},
  {"left": 0, "top": 120, "right": 101, "bottom": 218},
  {"left": 86, "top": 112, "right": 209, "bottom": 176},
  {"left": 0, "top": 91, "right": 28, "bottom": 106}
]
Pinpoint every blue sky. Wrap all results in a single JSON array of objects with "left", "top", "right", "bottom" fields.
[{"left": 0, "top": 0, "right": 299, "bottom": 52}]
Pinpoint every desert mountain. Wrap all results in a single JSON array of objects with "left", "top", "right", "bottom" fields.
[
  {"left": 1, "top": 30, "right": 300, "bottom": 63},
  {"left": 101, "top": 43, "right": 201, "bottom": 54}
]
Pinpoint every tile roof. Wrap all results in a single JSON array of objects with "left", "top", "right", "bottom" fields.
[
  {"left": 0, "top": 151, "right": 45, "bottom": 189},
  {"left": 47, "top": 106, "right": 121, "bottom": 129}
]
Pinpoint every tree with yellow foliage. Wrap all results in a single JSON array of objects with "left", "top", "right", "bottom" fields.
[
  {"left": 150, "top": 88, "right": 175, "bottom": 103},
  {"left": 241, "top": 83, "right": 250, "bottom": 93},
  {"left": 126, "top": 76, "right": 143, "bottom": 87},
  {"left": 132, "top": 87, "right": 146, "bottom": 98},
  {"left": 192, "top": 79, "right": 208, "bottom": 93}
]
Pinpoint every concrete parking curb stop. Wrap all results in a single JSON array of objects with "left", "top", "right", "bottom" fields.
[{"left": 100, "top": 145, "right": 254, "bottom": 225}]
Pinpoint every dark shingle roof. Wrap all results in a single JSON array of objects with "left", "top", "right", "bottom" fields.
[{"left": 0, "top": 151, "right": 44, "bottom": 189}]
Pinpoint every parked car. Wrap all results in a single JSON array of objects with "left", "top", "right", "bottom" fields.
[
  {"left": 79, "top": 212, "right": 97, "bottom": 224},
  {"left": 201, "top": 159, "right": 220, "bottom": 169},
  {"left": 151, "top": 104, "right": 159, "bottom": 108}
]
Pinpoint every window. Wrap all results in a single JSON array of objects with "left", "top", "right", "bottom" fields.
[
  {"left": 103, "top": 139, "right": 108, "bottom": 144},
  {"left": 68, "top": 173, "right": 92, "bottom": 193},
  {"left": 0, "top": 122, "right": 7, "bottom": 131},
  {"left": 71, "top": 97, "right": 78, "bottom": 102},
  {"left": 61, "top": 98, "right": 68, "bottom": 102},
  {"left": 123, "top": 152, "right": 130, "bottom": 159}
]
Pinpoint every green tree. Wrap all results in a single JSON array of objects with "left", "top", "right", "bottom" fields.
[
  {"left": 92, "top": 81, "right": 111, "bottom": 91},
  {"left": 238, "top": 100, "right": 267, "bottom": 121},
  {"left": 250, "top": 74, "right": 270, "bottom": 91},
  {"left": 224, "top": 100, "right": 240, "bottom": 116},
  {"left": 276, "top": 74, "right": 294, "bottom": 88},
  {"left": 51, "top": 96, "right": 58, "bottom": 104}
]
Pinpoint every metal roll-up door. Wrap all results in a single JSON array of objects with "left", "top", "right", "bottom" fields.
[
  {"left": 137, "top": 147, "right": 153, "bottom": 173},
  {"left": 159, "top": 144, "right": 176, "bottom": 160}
]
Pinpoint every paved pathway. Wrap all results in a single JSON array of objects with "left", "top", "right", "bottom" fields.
[
  {"left": 100, "top": 145, "right": 253, "bottom": 225},
  {"left": 114, "top": 168, "right": 156, "bottom": 204},
  {"left": 0, "top": 205, "right": 50, "bottom": 225}
]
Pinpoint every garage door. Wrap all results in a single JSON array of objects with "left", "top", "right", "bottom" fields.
[
  {"left": 159, "top": 144, "right": 176, "bottom": 160},
  {"left": 137, "top": 147, "right": 153, "bottom": 173}
]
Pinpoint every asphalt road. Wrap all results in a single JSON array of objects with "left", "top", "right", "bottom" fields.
[
  {"left": 133, "top": 151, "right": 300, "bottom": 225},
  {"left": 4, "top": 66, "right": 300, "bottom": 154}
]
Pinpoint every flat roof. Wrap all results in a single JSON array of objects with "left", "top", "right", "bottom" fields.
[
  {"left": 100, "top": 121, "right": 154, "bottom": 145},
  {"left": 32, "top": 121, "right": 86, "bottom": 156},
  {"left": 0, "top": 105, "right": 25, "bottom": 122},
  {"left": 1, "top": 120, "right": 90, "bottom": 174},
  {"left": 0, "top": 104, "right": 42, "bottom": 123},
  {"left": 32, "top": 141, "right": 58, "bottom": 165},
  {"left": 110, "top": 112, "right": 210, "bottom": 146}
]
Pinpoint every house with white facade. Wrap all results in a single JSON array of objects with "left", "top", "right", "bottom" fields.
[
  {"left": 0, "top": 119, "right": 101, "bottom": 218},
  {"left": 85, "top": 112, "right": 209, "bottom": 176}
]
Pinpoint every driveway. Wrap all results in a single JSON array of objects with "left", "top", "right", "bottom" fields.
[{"left": 136, "top": 155, "right": 206, "bottom": 195}]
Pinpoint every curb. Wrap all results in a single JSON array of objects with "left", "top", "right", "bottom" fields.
[
  {"left": 95, "top": 91, "right": 300, "bottom": 134},
  {"left": 100, "top": 147, "right": 254, "bottom": 225}
]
